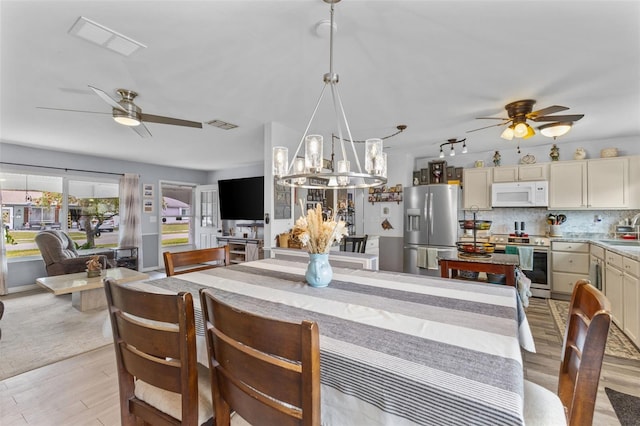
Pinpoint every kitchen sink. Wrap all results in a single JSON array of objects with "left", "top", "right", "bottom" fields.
[{"left": 598, "top": 239, "right": 640, "bottom": 247}]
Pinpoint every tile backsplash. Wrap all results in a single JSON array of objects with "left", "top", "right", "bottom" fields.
[{"left": 462, "top": 208, "right": 640, "bottom": 237}]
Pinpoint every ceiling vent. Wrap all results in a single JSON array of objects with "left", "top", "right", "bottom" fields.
[
  {"left": 206, "top": 119, "right": 238, "bottom": 130},
  {"left": 68, "top": 16, "right": 146, "bottom": 56}
]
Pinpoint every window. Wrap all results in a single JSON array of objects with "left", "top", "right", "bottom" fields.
[
  {"left": 161, "top": 183, "right": 194, "bottom": 247},
  {"left": 0, "top": 172, "right": 119, "bottom": 258}
]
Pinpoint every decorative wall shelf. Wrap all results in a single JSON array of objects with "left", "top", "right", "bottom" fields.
[{"left": 368, "top": 185, "right": 403, "bottom": 204}]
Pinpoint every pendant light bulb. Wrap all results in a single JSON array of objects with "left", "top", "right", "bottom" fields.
[
  {"left": 439, "top": 146, "right": 445, "bottom": 158},
  {"left": 462, "top": 141, "right": 468, "bottom": 154},
  {"left": 449, "top": 145, "right": 455, "bottom": 156}
]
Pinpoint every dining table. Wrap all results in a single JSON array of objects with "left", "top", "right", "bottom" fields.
[{"left": 132, "top": 258, "right": 535, "bottom": 426}]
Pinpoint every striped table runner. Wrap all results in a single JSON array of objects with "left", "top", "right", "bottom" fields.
[{"left": 146, "top": 259, "right": 529, "bottom": 426}]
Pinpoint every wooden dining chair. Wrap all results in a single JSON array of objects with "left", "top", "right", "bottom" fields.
[
  {"left": 164, "top": 245, "right": 230, "bottom": 276},
  {"left": 104, "top": 279, "right": 214, "bottom": 426},
  {"left": 200, "top": 288, "right": 321, "bottom": 426},
  {"left": 524, "top": 279, "right": 611, "bottom": 426},
  {"left": 340, "top": 235, "right": 368, "bottom": 253}
]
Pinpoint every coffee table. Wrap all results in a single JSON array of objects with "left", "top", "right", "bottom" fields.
[{"left": 36, "top": 267, "right": 149, "bottom": 311}]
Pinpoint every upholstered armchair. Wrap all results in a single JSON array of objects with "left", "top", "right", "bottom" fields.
[{"left": 35, "top": 230, "right": 111, "bottom": 276}]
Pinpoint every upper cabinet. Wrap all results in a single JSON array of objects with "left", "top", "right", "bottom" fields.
[
  {"left": 549, "top": 156, "right": 638, "bottom": 209},
  {"left": 492, "top": 163, "right": 549, "bottom": 183},
  {"left": 463, "top": 168, "right": 492, "bottom": 210}
]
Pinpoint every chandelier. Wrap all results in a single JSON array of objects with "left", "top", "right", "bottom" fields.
[{"left": 273, "top": 0, "right": 388, "bottom": 189}]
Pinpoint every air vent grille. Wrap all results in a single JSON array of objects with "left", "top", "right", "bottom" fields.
[{"left": 206, "top": 119, "right": 238, "bottom": 130}]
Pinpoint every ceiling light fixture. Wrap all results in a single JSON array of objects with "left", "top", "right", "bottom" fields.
[
  {"left": 273, "top": 0, "right": 387, "bottom": 189},
  {"left": 438, "top": 138, "right": 467, "bottom": 158},
  {"left": 538, "top": 122, "right": 573, "bottom": 139}
]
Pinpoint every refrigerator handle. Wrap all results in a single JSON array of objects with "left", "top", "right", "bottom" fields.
[{"left": 427, "top": 192, "right": 433, "bottom": 236}]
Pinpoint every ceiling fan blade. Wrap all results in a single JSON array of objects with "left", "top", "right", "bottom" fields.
[
  {"left": 531, "top": 114, "right": 584, "bottom": 122},
  {"left": 142, "top": 113, "right": 202, "bottom": 128},
  {"left": 37, "top": 106, "right": 111, "bottom": 115},
  {"left": 528, "top": 105, "right": 569, "bottom": 117},
  {"left": 130, "top": 122, "right": 152, "bottom": 138},
  {"left": 88, "top": 85, "right": 127, "bottom": 112},
  {"left": 466, "top": 121, "right": 510, "bottom": 133}
]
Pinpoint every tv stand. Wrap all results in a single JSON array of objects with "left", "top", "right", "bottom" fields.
[{"left": 217, "top": 237, "right": 263, "bottom": 264}]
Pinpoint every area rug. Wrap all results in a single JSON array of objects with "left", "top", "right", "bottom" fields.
[
  {"left": 547, "top": 299, "right": 640, "bottom": 361},
  {"left": 605, "top": 387, "right": 640, "bottom": 426},
  {"left": 0, "top": 289, "right": 112, "bottom": 380}
]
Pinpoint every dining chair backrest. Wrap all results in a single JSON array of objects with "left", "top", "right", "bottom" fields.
[
  {"left": 559, "top": 279, "right": 611, "bottom": 425},
  {"left": 524, "top": 279, "right": 611, "bottom": 426},
  {"left": 200, "top": 288, "right": 321, "bottom": 426},
  {"left": 164, "top": 245, "right": 230, "bottom": 276},
  {"left": 104, "top": 279, "right": 213, "bottom": 426},
  {"left": 340, "top": 235, "right": 368, "bottom": 253}
]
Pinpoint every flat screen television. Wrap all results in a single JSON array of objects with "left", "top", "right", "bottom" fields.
[{"left": 218, "top": 176, "right": 264, "bottom": 220}]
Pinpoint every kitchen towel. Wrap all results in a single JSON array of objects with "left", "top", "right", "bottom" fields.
[
  {"left": 426, "top": 248, "right": 439, "bottom": 270},
  {"left": 517, "top": 246, "right": 534, "bottom": 271},
  {"left": 416, "top": 247, "right": 428, "bottom": 269}
]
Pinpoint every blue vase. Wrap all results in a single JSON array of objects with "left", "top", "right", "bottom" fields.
[{"left": 305, "top": 253, "right": 332, "bottom": 287}]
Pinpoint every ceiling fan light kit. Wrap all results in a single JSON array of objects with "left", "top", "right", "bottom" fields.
[
  {"left": 273, "top": 0, "right": 387, "bottom": 190},
  {"left": 472, "top": 98, "right": 584, "bottom": 142},
  {"left": 539, "top": 122, "right": 573, "bottom": 139}
]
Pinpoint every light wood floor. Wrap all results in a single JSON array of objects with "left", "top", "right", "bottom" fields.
[{"left": 1, "top": 297, "right": 638, "bottom": 425}]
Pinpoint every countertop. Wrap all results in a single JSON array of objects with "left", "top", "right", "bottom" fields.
[{"left": 550, "top": 236, "right": 640, "bottom": 260}]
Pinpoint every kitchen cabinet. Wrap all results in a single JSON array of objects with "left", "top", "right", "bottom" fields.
[
  {"left": 492, "top": 163, "right": 549, "bottom": 183},
  {"left": 622, "top": 256, "right": 639, "bottom": 346},
  {"left": 462, "top": 168, "right": 492, "bottom": 210},
  {"left": 549, "top": 157, "right": 630, "bottom": 209},
  {"left": 551, "top": 241, "right": 589, "bottom": 295},
  {"left": 605, "top": 251, "right": 624, "bottom": 327},
  {"left": 217, "top": 237, "right": 263, "bottom": 264}
]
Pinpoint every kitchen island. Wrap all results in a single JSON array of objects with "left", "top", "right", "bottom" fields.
[{"left": 438, "top": 252, "right": 520, "bottom": 286}]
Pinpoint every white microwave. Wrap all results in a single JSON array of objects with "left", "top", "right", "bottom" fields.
[{"left": 491, "top": 181, "right": 549, "bottom": 207}]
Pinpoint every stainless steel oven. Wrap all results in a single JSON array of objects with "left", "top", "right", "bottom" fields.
[{"left": 489, "top": 235, "right": 551, "bottom": 298}]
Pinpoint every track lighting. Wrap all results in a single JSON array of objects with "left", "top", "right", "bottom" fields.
[{"left": 438, "top": 138, "right": 467, "bottom": 158}]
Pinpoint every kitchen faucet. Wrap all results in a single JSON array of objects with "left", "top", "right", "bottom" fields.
[{"left": 632, "top": 213, "right": 640, "bottom": 227}]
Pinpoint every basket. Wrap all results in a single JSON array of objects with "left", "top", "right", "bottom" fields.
[
  {"left": 456, "top": 242, "right": 495, "bottom": 255},
  {"left": 458, "top": 220, "right": 492, "bottom": 230},
  {"left": 600, "top": 147, "right": 618, "bottom": 158}
]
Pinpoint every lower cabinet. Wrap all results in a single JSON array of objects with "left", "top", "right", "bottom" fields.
[
  {"left": 605, "top": 253, "right": 624, "bottom": 328},
  {"left": 622, "top": 256, "right": 640, "bottom": 346},
  {"left": 551, "top": 241, "right": 590, "bottom": 295},
  {"left": 217, "top": 237, "right": 263, "bottom": 264}
]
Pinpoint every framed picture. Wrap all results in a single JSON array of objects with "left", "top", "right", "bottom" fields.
[
  {"left": 413, "top": 171, "right": 421, "bottom": 185},
  {"left": 143, "top": 184, "right": 154, "bottom": 198},
  {"left": 143, "top": 199, "right": 154, "bottom": 213},
  {"left": 446, "top": 166, "right": 455, "bottom": 181},
  {"left": 420, "top": 168, "right": 430, "bottom": 185}
]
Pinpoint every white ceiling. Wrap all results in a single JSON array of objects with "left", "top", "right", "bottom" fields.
[{"left": 1, "top": 0, "right": 639, "bottom": 172}]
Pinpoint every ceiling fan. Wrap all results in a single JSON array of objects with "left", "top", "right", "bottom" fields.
[
  {"left": 467, "top": 99, "right": 584, "bottom": 140},
  {"left": 38, "top": 85, "right": 202, "bottom": 138}
]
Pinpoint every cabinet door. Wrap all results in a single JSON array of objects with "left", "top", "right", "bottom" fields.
[
  {"left": 549, "top": 161, "right": 587, "bottom": 208},
  {"left": 518, "top": 163, "right": 549, "bottom": 181},
  {"left": 463, "top": 168, "right": 492, "bottom": 210},
  {"left": 605, "top": 263, "right": 624, "bottom": 327},
  {"left": 587, "top": 157, "right": 628, "bottom": 208},
  {"left": 623, "top": 272, "right": 639, "bottom": 345},
  {"left": 492, "top": 167, "right": 518, "bottom": 183}
]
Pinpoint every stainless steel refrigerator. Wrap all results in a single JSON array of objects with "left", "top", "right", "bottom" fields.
[{"left": 403, "top": 184, "right": 460, "bottom": 276}]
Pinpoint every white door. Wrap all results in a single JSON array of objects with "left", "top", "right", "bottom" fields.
[{"left": 195, "top": 184, "right": 220, "bottom": 249}]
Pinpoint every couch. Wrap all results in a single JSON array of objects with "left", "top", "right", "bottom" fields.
[{"left": 35, "top": 230, "right": 111, "bottom": 276}]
